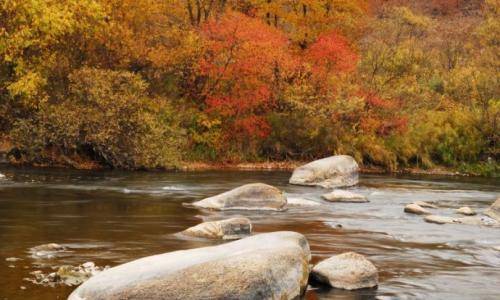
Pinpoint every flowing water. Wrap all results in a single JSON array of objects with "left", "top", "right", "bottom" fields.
[{"left": 0, "top": 167, "right": 499, "bottom": 300}]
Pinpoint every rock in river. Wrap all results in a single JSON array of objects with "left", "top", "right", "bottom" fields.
[
  {"left": 485, "top": 198, "right": 500, "bottom": 221},
  {"left": 181, "top": 217, "right": 252, "bottom": 240},
  {"left": 456, "top": 206, "right": 476, "bottom": 216},
  {"left": 322, "top": 190, "right": 368, "bottom": 203},
  {"left": 424, "top": 215, "right": 458, "bottom": 225},
  {"left": 289, "top": 155, "right": 359, "bottom": 188},
  {"left": 286, "top": 197, "right": 321, "bottom": 207},
  {"left": 310, "top": 252, "right": 378, "bottom": 290},
  {"left": 404, "top": 203, "right": 431, "bottom": 215},
  {"left": 414, "top": 201, "right": 438, "bottom": 209},
  {"left": 188, "top": 183, "right": 287, "bottom": 211},
  {"left": 29, "top": 243, "right": 66, "bottom": 259},
  {"left": 68, "top": 231, "right": 311, "bottom": 300}
]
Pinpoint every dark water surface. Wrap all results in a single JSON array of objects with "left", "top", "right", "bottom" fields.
[{"left": 0, "top": 167, "right": 499, "bottom": 300}]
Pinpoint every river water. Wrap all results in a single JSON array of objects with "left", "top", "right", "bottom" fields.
[{"left": 0, "top": 167, "right": 499, "bottom": 299}]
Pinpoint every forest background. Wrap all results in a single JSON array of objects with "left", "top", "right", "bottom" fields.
[{"left": 0, "top": 0, "right": 498, "bottom": 176}]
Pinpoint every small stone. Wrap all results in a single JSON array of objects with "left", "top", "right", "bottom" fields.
[
  {"left": 32, "top": 243, "right": 64, "bottom": 252},
  {"left": 456, "top": 207, "right": 476, "bottom": 216},
  {"left": 8, "top": 264, "right": 15, "bottom": 268},
  {"left": 424, "top": 215, "right": 458, "bottom": 224},
  {"left": 404, "top": 203, "right": 431, "bottom": 215},
  {"left": 414, "top": 201, "right": 438, "bottom": 209},
  {"left": 5, "top": 257, "right": 22, "bottom": 262},
  {"left": 311, "top": 252, "right": 378, "bottom": 290},
  {"left": 322, "top": 190, "right": 368, "bottom": 203},
  {"left": 0, "top": 173, "right": 5, "bottom": 179},
  {"left": 20, "top": 286, "right": 26, "bottom": 290},
  {"left": 286, "top": 197, "right": 321, "bottom": 207},
  {"left": 493, "top": 246, "right": 500, "bottom": 251},
  {"left": 82, "top": 262, "right": 95, "bottom": 269},
  {"left": 181, "top": 218, "right": 252, "bottom": 240}
]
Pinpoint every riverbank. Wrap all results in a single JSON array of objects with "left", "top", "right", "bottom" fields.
[{"left": 179, "top": 161, "right": 478, "bottom": 177}]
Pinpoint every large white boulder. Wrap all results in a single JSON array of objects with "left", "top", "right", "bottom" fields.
[
  {"left": 68, "top": 232, "right": 311, "bottom": 300},
  {"left": 289, "top": 155, "right": 359, "bottom": 188}
]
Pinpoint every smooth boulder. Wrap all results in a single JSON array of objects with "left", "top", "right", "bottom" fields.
[
  {"left": 289, "top": 155, "right": 359, "bottom": 188},
  {"left": 322, "top": 190, "right": 368, "bottom": 203},
  {"left": 404, "top": 203, "right": 431, "bottom": 215},
  {"left": 189, "top": 183, "right": 287, "bottom": 211},
  {"left": 310, "top": 252, "right": 378, "bottom": 290},
  {"left": 181, "top": 217, "right": 252, "bottom": 240},
  {"left": 69, "top": 231, "right": 311, "bottom": 300},
  {"left": 485, "top": 198, "right": 500, "bottom": 221}
]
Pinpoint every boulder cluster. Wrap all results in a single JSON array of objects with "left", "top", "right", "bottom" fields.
[
  {"left": 404, "top": 198, "right": 499, "bottom": 226},
  {"left": 69, "top": 155, "right": 379, "bottom": 299}
]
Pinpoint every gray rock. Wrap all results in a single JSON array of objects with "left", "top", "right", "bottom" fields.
[
  {"left": 424, "top": 215, "right": 458, "bottom": 224},
  {"left": 181, "top": 217, "right": 252, "bottom": 240},
  {"left": 68, "top": 231, "right": 311, "bottom": 300},
  {"left": 456, "top": 207, "right": 476, "bottom": 216},
  {"left": 485, "top": 198, "right": 500, "bottom": 221},
  {"left": 322, "top": 190, "right": 368, "bottom": 203},
  {"left": 286, "top": 197, "right": 321, "bottom": 207},
  {"left": 494, "top": 246, "right": 500, "bottom": 251},
  {"left": 311, "top": 252, "right": 378, "bottom": 290},
  {"left": 404, "top": 203, "right": 431, "bottom": 215},
  {"left": 289, "top": 155, "right": 359, "bottom": 188},
  {"left": 414, "top": 201, "right": 438, "bottom": 209},
  {"left": 189, "top": 183, "right": 287, "bottom": 211},
  {"left": 0, "top": 173, "right": 5, "bottom": 179}
]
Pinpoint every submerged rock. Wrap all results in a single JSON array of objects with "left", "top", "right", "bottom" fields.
[
  {"left": 29, "top": 243, "right": 66, "bottom": 259},
  {"left": 310, "top": 252, "right": 378, "bottom": 290},
  {"left": 181, "top": 217, "right": 252, "bottom": 240},
  {"left": 485, "top": 198, "right": 500, "bottom": 221},
  {"left": 5, "top": 257, "right": 22, "bottom": 262},
  {"left": 189, "top": 183, "right": 287, "bottom": 211},
  {"left": 321, "top": 190, "right": 368, "bottom": 203},
  {"left": 414, "top": 201, "right": 438, "bottom": 209},
  {"left": 289, "top": 155, "right": 359, "bottom": 188},
  {"left": 424, "top": 215, "right": 458, "bottom": 225},
  {"left": 26, "top": 262, "right": 107, "bottom": 287},
  {"left": 69, "top": 231, "right": 311, "bottom": 300},
  {"left": 0, "top": 173, "right": 5, "bottom": 179},
  {"left": 456, "top": 206, "right": 476, "bottom": 216},
  {"left": 404, "top": 203, "right": 431, "bottom": 215},
  {"left": 286, "top": 197, "right": 321, "bottom": 207},
  {"left": 424, "top": 215, "right": 498, "bottom": 226}
]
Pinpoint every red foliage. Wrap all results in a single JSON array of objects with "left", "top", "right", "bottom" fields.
[
  {"left": 305, "top": 31, "right": 358, "bottom": 78},
  {"left": 200, "top": 12, "right": 296, "bottom": 144}
]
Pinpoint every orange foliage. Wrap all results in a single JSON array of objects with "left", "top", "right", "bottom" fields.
[{"left": 200, "top": 12, "right": 296, "bottom": 143}]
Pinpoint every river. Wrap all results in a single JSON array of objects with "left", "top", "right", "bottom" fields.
[{"left": 0, "top": 167, "right": 499, "bottom": 299}]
